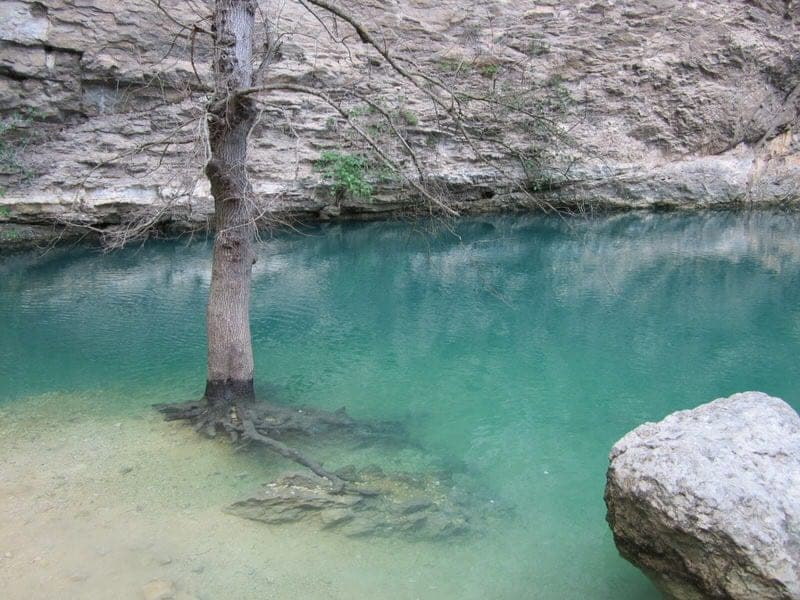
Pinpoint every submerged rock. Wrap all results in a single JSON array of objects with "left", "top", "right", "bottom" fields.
[
  {"left": 141, "top": 579, "right": 176, "bottom": 600},
  {"left": 226, "top": 467, "right": 501, "bottom": 541},
  {"left": 228, "top": 473, "right": 363, "bottom": 525},
  {"left": 605, "top": 392, "right": 800, "bottom": 599}
]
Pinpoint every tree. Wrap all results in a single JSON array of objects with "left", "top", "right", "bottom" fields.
[
  {"left": 203, "top": 0, "right": 260, "bottom": 407},
  {"left": 143, "top": 0, "right": 574, "bottom": 487}
]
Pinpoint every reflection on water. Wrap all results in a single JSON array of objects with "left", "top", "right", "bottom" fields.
[{"left": 2, "top": 211, "right": 799, "bottom": 599}]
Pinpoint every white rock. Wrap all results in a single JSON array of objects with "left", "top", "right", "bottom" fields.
[
  {"left": 141, "top": 579, "right": 176, "bottom": 600},
  {"left": 605, "top": 392, "right": 800, "bottom": 599}
]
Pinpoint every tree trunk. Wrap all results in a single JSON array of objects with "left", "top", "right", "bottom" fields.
[
  {"left": 157, "top": 0, "right": 405, "bottom": 491},
  {"left": 204, "top": 0, "right": 258, "bottom": 407}
]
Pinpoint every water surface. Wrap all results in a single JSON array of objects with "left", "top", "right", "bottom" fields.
[{"left": 2, "top": 211, "right": 799, "bottom": 599}]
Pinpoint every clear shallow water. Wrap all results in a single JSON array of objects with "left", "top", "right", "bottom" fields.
[{"left": 2, "top": 211, "right": 800, "bottom": 599}]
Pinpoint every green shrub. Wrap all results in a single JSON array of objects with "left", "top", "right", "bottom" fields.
[
  {"left": 313, "top": 151, "right": 373, "bottom": 200},
  {"left": 0, "top": 108, "right": 42, "bottom": 195},
  {"left": 437, "top": 58, "right": 469, "bottom": 74},
  {"left": 398, "top": 108, "right": 418, "bottom": 126},
  {"left": 526, "top": 35, "right": 550, "bottom": 57},
  {"left": 347, "top": 104, "right": 375, "bottom": 119},
  {"left": 480, "top": 64, "right": 499, "bottom": 78}
]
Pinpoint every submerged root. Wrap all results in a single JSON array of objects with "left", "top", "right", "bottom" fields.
[
  {"left": 155, "top": 399, "right": 398, "bottom": 493},
  {"left": 157, "top": 398, "right": 510, "bottom": 541},
  {"left": 239, "top": 418, "right": 345, "bottom": 492}
]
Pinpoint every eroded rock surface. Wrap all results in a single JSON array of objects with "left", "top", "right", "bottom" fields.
[
  {"left": 605, "top": 391, "right": 800, "bottom": 599},
  {"left": 0, "top": 1, "right": 798, "bottom": 231},
  {"left": 227, "top": 466, "right": 507, "bottom": 541}
]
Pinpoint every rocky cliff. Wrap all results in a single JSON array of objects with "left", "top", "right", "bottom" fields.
[{"left": 0, "top": 0, "right": 798, "bottom": 236}]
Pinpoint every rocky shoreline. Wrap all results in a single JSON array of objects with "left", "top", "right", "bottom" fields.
[{"left": 2, "top": 199, "right": 799, "bottom": 253}]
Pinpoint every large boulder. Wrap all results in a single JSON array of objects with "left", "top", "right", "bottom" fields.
[{"left": 605, "top": 392, "right": 800, "bottom": 599}]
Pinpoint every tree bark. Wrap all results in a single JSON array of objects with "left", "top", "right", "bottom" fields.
[{"left": 204, "top": 0, "right": 258, "bottom": 406}]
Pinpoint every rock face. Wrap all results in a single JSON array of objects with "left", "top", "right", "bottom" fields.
[
  {"left": 0, "top": 1, "right": 798, "bottom": 232},
  {"left": 605, "top": 392, "right": 800, "bottom": 599}
]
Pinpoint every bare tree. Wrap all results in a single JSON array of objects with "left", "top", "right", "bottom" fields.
[
  {"left": 202, "top": 0, "right": 261, "bottom": 407},
  {"left": 127, "top": 0, "right": 575, "bottom": 488}
]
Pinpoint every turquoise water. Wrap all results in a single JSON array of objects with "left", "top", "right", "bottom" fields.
[{"left": 2, "top": 211, "right": 800, "bottom": 599}]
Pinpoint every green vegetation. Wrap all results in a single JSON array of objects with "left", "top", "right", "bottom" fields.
[
  {"left": 398, "top": 108, "right": 419, "bottom": 127},
  {"left": 313, "top": 151, "right": 373, "bottom": 200},
  {"left": 520, "top": 143, "right": 555, "bottom": 192},
  {"left": 546, "top": 76, "right": 573, "bottom": 111},
  {"left": 347, "top": 104, "right": 376, "bottom": 119},
  {"left": 0, "top": 108, "right": 42, "bottom": 195},
  {"left": 437, "top": 58, "right": 469, "bottom": 74},
  {"left": 366, "top": 122, "right": 389, "bottom": 137},
  {"left": 479, "top": 64, "right": 499, "bottom": 78},
  {"left": 526, "top": 35, "right": 550, "bottom": 57},
  {"left": 523, "top": 165, "right": 559, "bottom": 193},
  {"left": 437, "top": 56, "right": 502, "bottom": 79}
]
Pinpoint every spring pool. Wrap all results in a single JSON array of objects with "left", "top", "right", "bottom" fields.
[{"left": 2, "top": 211, "right": 798, "bottom": 599}]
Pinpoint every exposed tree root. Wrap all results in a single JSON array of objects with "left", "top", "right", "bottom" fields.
[
  {"left": 239, "top": 418, "right": 345, "bottom": 492},
  {"left": 157, "top": 399, "right": 506, "bottom": 542},
  {"left": 155, "top": 399, "right": 399, "bottom": 493}
]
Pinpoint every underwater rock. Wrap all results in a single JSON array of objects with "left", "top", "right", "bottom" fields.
[
  {"left": 605, "top": 392, "right": 800, "bottom": 599},
  {"left": 141, "top": 579, "right": 176, "bottom": 600},
  {"left": 226, "top": 466, "right": 492, "bottom": 541},
  {"left": 228, "top": 473, "right": 363, "bottom": 525}
]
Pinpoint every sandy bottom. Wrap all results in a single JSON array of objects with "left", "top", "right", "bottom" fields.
[{"left": 0, "top": 391, "right": 522, "bottom": 600}]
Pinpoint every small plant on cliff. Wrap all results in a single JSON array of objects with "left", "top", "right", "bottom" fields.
[
  {"left": 437, "top": 57, "right": 470, "bottom": 75},
  {"left": 526, "top": 35, "right": 550, "bottom": 57},
  {"left": 480, "top": 64, "right": 499, "bottom": 78},
  {"left": 0, "top": 108, "right": 42, "bottom": 196},
  {"left": 543, "top": 74, "right": 574, "bottom": 111},
  {"left": 398, "top": 108, "right": 419, "bottom": 127},
  {"left": 523, "top": 163, "right": 559, "bottom": 192},
  {"left": 313, "top": 151, "right": 373, "bottom": 201}
]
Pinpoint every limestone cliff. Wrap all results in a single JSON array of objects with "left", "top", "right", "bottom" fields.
[{"left": 0, "top": 0, "right": 798, "bottom": 234}]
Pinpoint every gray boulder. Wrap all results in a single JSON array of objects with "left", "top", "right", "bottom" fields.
[{"left": 605, "top": 392, "right": 800, "bottom": 599}]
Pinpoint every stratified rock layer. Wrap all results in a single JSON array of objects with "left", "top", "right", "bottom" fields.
[
  {"left": 605, "top": 392, "right": 800, "bottom": 599},
  {"left": 0, "top": 1, "right": 798, "bottom": 230}
]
